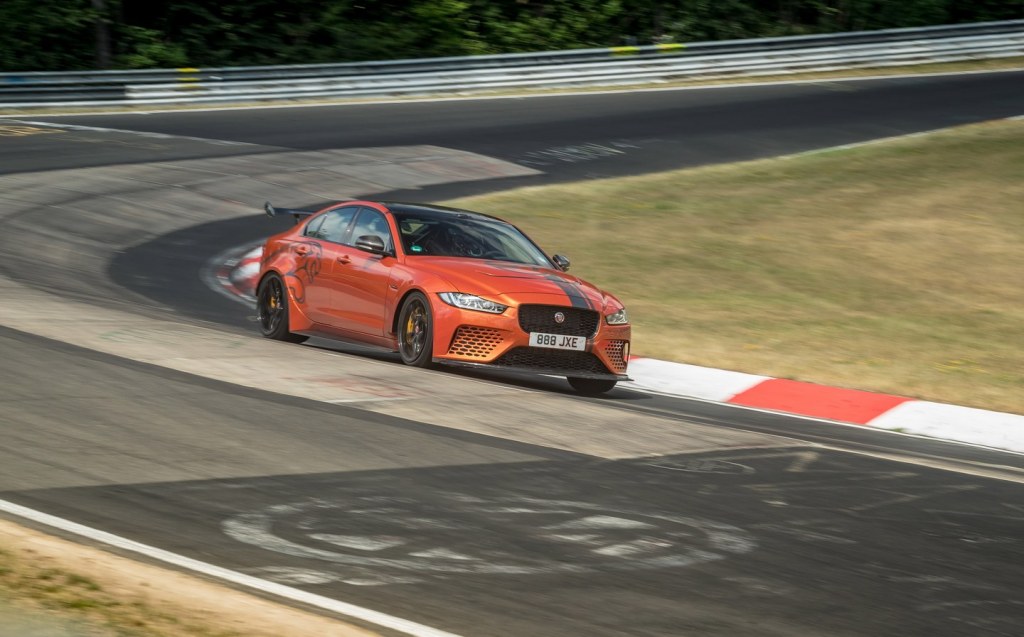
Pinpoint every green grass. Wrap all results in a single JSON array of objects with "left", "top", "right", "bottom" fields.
[{"left": 445, "top": 118, "right": 1024, "bottom": 414}]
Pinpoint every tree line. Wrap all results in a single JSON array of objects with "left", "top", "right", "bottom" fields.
[{"left": 2, "top": 0, "right": 1021, "bottom": 72}]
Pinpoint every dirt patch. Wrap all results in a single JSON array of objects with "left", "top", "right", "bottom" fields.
[{"left": 0, "top": 518, "right": 381, "bottom": 637}]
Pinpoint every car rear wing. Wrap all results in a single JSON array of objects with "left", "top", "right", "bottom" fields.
[{"left": 264, "top": 201, "right": 316, "bottom": 224}]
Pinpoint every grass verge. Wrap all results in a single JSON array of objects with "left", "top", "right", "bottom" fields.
[
  {"left": 0, "top": 519, "right": 377, "bottom": 637},
  {"left": 445, "top": 118, "right": 1024, "bottom": 414}
]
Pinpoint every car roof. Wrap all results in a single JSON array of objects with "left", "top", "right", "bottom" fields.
[{"left": 381, "top": 201, "right": 507, "bottom": 224}]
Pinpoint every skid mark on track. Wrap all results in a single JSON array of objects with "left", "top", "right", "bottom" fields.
[
  {"left": 224, "top": 492, "right": 756, "bottom": 587},
  {"left": 518, "top": 138, "right": 666, "bottom": 167}
]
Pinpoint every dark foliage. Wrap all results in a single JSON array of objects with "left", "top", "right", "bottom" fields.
[{"left": 2, "top": 0, "right": 1021, "bottom": 71}]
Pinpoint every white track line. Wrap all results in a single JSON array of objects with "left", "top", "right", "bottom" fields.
[
  {"left": 4, "top": 119, "right": 262, "bottom": 146},
  {"left": 0, "top": 498, "right": 463, "bottom": 637}
]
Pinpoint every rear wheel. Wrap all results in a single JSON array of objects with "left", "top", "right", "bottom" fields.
[
  {"left": 567, "top": 377, "right": 617, "bottom": 395},
  {"left": 398, "top": 292, "right": 433, "bottom": 368},
  {"left": 256, "top": 274, "right": 308, "bottom": 343}
]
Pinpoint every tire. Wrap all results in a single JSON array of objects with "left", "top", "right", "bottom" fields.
[
  {"left": 256, "top": 274, "right": 308, "bottom": 343},
  {"left": 568, "top": 377, "right": 617, "bottom": 395},
  {"left": 397, "top": 292, "right": 434, "bottom": 368}
]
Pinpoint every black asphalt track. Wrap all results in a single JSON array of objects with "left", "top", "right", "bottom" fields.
[
  {"left": 2, "top": 329, "right": 1022, "bottom": 637},
  {"left": 9, "top": 70, "right": 1024, "bottom": 180},
  {"left": 2, "top": 72, "right": 1024, "bottom": 635}
]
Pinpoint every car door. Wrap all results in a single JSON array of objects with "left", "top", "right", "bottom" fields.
[
  {"left": 302, "top": 206, "right": 358, "bottom": 324},
  {"left": 322, "top": 207, "right": 396, "bottom": 336}
]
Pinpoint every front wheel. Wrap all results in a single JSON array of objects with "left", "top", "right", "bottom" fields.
[
  {"left": 567, "top": 377, "right": 617, "bottom": 395},
  {"left": 397, "top": 292, "right": 434, "bottom": 368},
  {"left": 256, "top": 274, "right": 308, "bottom": 343}
]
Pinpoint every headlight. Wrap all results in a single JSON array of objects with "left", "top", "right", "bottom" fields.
[
  {"left": 605, "top": 308, "right": 629, "bottom": 325},
  {"left": 438, "top": 292, "right": 508, "bottom": 314}
]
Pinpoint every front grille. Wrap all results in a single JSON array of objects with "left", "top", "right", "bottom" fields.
[
  {"left": 448, "top": 326, "right": 503, "bottom": 359},
  {"left": 494, "top": 347, "right": 610, "bottom": 374},
  {"left": 518, "top": 305, "right": 599, "bottom": 337},
  {"left": 602, "top": 340, "right": 629, "bottom": 374}
]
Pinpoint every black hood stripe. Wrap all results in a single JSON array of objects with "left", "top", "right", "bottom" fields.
[
  {"left": 542, "top": 272, "right": 594, "bottom": 310},
  {"left": 485, "top": 261, "right": 597, "bottom": 310}
]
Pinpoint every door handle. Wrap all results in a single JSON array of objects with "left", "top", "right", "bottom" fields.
[
  {"left": 295, "top": 245, "right": 310, "bottom": 256},
  {"left": 336, "top": 255, "right": 351, "bottom": 265}
]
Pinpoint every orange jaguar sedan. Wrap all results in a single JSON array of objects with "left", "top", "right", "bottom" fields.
[{"left": 257, "top": 200, "right": 630, "bottom": 394}]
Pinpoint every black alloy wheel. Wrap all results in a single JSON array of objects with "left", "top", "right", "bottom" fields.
[
  {"left": 256, "top": 274, "right": 308, "bottom": 343},
  {"left": 398, "top": 292, "right": 434, "bottom": 367}
]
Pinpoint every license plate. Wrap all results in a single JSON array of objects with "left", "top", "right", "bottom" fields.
[{"left": 529, "top": 332, "right": 586, "bottom": 351}]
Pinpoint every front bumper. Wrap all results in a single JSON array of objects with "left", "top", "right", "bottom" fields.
[
  {"left": 430, "top": 298, "right": 631, "bottom": 379},
  {"left": 436, "top": 358, "right": 630, "bottom": 381}
]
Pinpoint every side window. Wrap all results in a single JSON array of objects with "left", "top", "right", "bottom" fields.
[
  {"left": 308, "top": 206, "right": 358, "bottom": 243},
  {"left": 349, "top": 208, "right": 393, "bottom": 251},
  {"left": 303, "top": 214, "right": 326, "bottom": 238}
]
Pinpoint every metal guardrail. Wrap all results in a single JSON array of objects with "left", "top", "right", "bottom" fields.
[{"left": 2, "top": 20, "right": 1022, "bottom": 107}]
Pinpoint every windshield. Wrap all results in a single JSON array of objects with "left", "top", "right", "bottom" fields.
[{"left": 394, "top": 212, "right": 553, "bottom": 267}]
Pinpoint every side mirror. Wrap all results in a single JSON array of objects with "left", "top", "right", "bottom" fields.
[
  {"left": 552, "top": 254, "right": 571, "bottom": 272},
  {"left": 355, "top": 235, "right": 388, "bottom": 255}
]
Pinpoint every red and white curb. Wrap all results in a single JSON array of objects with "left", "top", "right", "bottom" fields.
[
  {"left": 205, "top": 243, "right": 264, "bottom": 304},
  {"left": 210, "top": 247, "right": 1024, "bottom": 454},
  {"left": 626, "top": 358, "right": 1024, "bottom": 453}
]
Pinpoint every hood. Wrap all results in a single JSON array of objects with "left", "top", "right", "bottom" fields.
[{"left": 411, "top": 258, "right": 613, "bottom": 310}]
